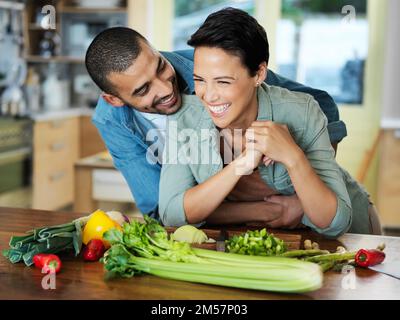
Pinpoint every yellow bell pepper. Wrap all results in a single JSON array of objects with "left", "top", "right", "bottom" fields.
[{"left": 82, "top": 210, "right": 122, "bottom": 248}]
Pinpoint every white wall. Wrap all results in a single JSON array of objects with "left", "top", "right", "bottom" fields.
[
  {"left": 127, "top": 0, "right": 173, "bottom": 51},
  {"left": 381, "top": 0, "right": 400, "bottom": 128}
]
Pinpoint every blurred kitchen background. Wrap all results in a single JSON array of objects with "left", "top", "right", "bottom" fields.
[{"left": 0, "top": 0, "right": 399, "bottom": 235}]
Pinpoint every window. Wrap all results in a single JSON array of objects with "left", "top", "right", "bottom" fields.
[
  {"left": 173, "top": 0, "right": 255, "bottom": 50},
  {"left": 277, "top": 0, "right": 368, "bottom": 104}
]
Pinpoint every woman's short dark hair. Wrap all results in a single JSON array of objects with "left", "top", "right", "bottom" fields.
[{"left": 187, "top": 7, "right": 269, "bottom": 76}]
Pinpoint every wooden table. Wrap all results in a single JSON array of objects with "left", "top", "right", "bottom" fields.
[{"left": 1, "top": 207, "right": 399, "bottom": 300}]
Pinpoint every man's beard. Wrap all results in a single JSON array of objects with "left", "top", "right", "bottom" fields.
[
  {"left": 123, "top": 77, "right": 181, "bottom": 115},
  {"left": 122, "top": 98, "right": 181, "bottom": 115}
]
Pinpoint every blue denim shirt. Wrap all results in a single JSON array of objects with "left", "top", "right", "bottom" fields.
[{"left": 92, "top": 49, "right": 347, "bottom": 217}]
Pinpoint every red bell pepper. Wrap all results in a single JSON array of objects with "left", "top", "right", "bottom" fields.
[
  {"left": 33, "top": 254, "right": 62, "bottom": 273},
  {"left": 83, "top": 239, "right": 105, "bottom": 262},
  {"left": 355, "top": 249, "right": 385, "bottom": 267}
]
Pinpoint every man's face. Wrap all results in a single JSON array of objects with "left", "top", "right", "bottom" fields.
[{"left": 106, "top": 39, "right": 182, "bottom": 114}]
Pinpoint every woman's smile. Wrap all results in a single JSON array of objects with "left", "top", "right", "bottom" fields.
[{"left": 207, "top": 102, "right": 231, "bottom": 118}]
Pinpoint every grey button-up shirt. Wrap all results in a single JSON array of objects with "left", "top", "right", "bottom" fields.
[{"left": 159, "top": 84, "right": 370, "bottom": 238}]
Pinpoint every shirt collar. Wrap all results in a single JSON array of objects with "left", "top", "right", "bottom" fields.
[{"left": 256, "top": 83, "right": 273, "bottom": 121}]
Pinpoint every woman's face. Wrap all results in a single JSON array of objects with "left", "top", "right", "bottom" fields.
[{"left": 193, "top": 47, "right": 261, "bottom": 129}]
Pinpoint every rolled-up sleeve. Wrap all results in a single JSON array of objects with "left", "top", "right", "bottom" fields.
[
  {"left": 327, "top": 120, "right": 347, "bottom": 145},
  {"left": 300, "top": 97, "right": 353, "bottom": 238},
  {"left": 301, "top": 197, "right": 351, "bottom": 238}
]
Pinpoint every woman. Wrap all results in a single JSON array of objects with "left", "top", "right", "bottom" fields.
[{"left": 159, "top": 7, "right": 381, "bottom": 238}]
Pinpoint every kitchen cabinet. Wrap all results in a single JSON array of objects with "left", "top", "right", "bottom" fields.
[
  {"left": 0, "top": 118, "right": 32, "bottom": 193},
  {"left": 32, "top": 112, "right": 105, "bottom": 210},
  {"left": 80, "top": 115, "right": 105, "bottom": 158},
  {"left": 32, "top": 116, "right": 79, "bottom": 210}
]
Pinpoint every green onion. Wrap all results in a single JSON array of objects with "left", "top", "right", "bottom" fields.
[
  {"left": 3, "top": 217, "right": 88, "bottom": 266},
  {"left": 305, "top": 252, "right": 357, "bottom": 263},
  {"left": 280, "top": 249, "right": 330, "bottom": 258}
]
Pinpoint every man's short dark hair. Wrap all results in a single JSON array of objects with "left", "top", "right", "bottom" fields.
[
  {"left": 187, "top": 7, "right": 269, "bottom": 76},
  {"left": 85, "top": 27, "right": 145, "bottom": 96}
]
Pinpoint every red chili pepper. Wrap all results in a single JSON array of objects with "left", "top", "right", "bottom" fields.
[
  {"left": 33, "top": 254, "right": 62, "bottom": 273},
  {"left": 355, "top": 249, "right": 385, "bottom": 267},
  {"left": 83, "top": 239, "right": 105, "bottom": 262}
]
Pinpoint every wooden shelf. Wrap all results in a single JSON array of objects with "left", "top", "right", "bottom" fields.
[
  {"left": 0, "top": 1, "right": 24, "bottom": 10},
  {"left": 25, "top": 55, "right": 84, "bottom": 64},
  {"left": 59, "top": 6, "right": 127, "bottom": 14},
  {"left": 29, "top": 24, "right": 47, "bottom": 31},
  {"left": 24, "top": 0, "right": 128, "bottom": 60}
]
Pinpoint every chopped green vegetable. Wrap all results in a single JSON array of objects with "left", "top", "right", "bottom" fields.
[
  {"left": 225, "top": 228, "right": 287, "bottom": 256},
  {"left": 101, "top": 217, "right": 323, "bottom": 293},
  {"left": 171, "top": 225, "right": 208, "bottom": 244}
]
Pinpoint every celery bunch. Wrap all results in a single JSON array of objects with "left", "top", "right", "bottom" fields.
[{"left": 101, "top": 217, "right": 323, "bottom": 293}]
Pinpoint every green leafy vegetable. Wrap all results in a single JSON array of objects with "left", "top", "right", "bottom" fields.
[{"left": 101, "top": 216, "right": 323, "bottom": 293}]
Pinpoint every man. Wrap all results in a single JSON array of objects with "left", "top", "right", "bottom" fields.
[{"left": 85, "top": 27, "right": 347, "bottom": 227}]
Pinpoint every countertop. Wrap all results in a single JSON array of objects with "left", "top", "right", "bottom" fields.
[
  {"left": 29, "top": 107, "right": 95, "bottom": 122},
  {"left": 75, "top": 151, "right": 113, "bottom": 169},
  {"left": 381, "top": 119, "right": 400, "bottom": 130},
  {"left": 1, "top": 207, "right": 400, "bottom": 300}
]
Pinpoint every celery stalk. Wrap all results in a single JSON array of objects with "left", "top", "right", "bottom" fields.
[
  {"left": 148, "top": 269, "right": 322, "bottom": 293},
  {"left": 193, "top": 248, "right": 318, "bottom": 270},
  {"left": 133, "top": 256, "right": 321, "bottom": 282}
]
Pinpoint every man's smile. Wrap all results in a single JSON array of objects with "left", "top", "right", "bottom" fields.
[{"left": 156, "top": 92, "right": 178, "bottom": 110}]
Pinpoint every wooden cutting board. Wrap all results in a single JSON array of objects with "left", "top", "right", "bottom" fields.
[{"left": 165, "top": 227, "right": 301, "bottom": 251}]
